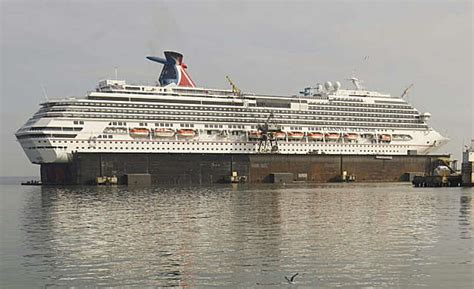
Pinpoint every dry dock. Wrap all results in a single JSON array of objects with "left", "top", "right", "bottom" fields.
[{"left": 40, "top": 153, "right": 449, "bottom": 185}]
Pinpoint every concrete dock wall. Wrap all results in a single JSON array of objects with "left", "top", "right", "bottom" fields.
[{"left": 40, "top": 153, "right": 448, "bottom": 185}]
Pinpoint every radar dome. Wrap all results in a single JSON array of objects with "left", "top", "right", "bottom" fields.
[
  {"left": 420, "top": 112, "right": 431, "bottom": 122},
  {"left": 324, "top": 81, "right": 333, "bottom": 91},
  {"left": 333, "top": 81, "right": 341, "bottom": 90}
]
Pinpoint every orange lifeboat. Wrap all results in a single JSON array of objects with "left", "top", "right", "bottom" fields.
[
  {"left": 287, "top": 131, "right": 304, "bottom": 140},
  {"left": 130, "top": 128, "right": 150, "bottom": 139},
  {"left": 154, "top": 128, "right": 175, "bottom": 138},
  {"left": 248, "top": 131, "right": 262, "bottom": 139},
  {"left": 177, "top": 129, "right": 196, "bottom": 138},
  {"left": 379, "top": 134, "right": 391, "bottom": 142},
  {"left": 273, "top": 131, "right": 286, "bottom": 139},
  {"left": 344, "top": 133, "right": 359, "bottom": 141},
  {"left": 307, "top": 132, "right": 324, "bottom": 141},
  {"left": 325, "top": 133, "right": 340, "bottom": 141}
]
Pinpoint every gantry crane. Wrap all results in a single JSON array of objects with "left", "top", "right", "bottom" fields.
[{"left": 257, "top": 113, "right": 282, "bottom": 153}]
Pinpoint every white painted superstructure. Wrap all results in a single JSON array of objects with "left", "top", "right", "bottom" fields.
[{"left": 15, "top": 52, "right": 448, "bottom": 164}]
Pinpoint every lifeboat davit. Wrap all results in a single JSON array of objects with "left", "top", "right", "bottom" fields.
[
  {"left": 344, "top": 133, "right": 359, "bottom": 141},
  {"left": 154, "top": 128, "right": 175, "bottom": 138},
  {"left": 130, "top": 128, "right": 150, "bottom": 138},
  {"left": 248, "top": 131, "right": 262, "bottom": 139},
  {"left": 325, "top": 133, "right": 340, "bottom": 141},
  {"left": 307, "top": 132, "right": 324, "bottom": 141},
  {"left": 177, "top": 129, "right": 196, "bottom": 138},
  {"left": 273, "top": 131, "right": 286, "bottom": 139},
  {"left": 379, "top": 134, "right": 391, "bottom": 142},
  {"left": 287, "top": 132, "right": 304, "bottom": 140},
  {"left": 217, "top": 130, "right": 228, "bottom": 138}
]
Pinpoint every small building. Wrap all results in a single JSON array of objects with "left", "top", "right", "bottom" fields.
[{"left": 462, "top": 140, "right": 474, "bottom": 187}]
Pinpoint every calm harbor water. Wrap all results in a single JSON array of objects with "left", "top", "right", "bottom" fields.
[{"left": 0, "top": 179, "right": 472, "bottom": 288}]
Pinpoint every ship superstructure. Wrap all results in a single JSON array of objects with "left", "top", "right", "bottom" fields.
[{"left": 16, "top": 51, "right": 448, "bottom": 164}]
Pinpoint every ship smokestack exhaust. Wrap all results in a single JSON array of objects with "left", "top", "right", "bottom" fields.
[{"left": 146, "top": 51, "right": 196, "bottom": 87}]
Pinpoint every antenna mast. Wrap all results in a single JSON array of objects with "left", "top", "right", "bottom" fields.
[
  {"left": 345, "top": 70, "right": 365, "bottom": 90},
  {"left": 41, "top": 84, "right": 49, "bottom": 101},
  {"left": 400, "top": 84, "right": 414, "bottom": 100}
]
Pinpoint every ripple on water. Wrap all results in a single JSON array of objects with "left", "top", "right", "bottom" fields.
[{"left": 0, "top": 183, "right": 470, "bottom": 288}]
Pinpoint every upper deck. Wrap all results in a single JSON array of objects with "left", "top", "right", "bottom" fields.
[{"left": 91, "top": 79, "right": 404, "bottom": 106}]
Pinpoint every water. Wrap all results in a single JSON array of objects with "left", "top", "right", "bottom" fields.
[{"left": 0, "top": 179, "right": 472, "bottom": 288}]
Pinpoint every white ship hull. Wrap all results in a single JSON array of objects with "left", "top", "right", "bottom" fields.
[
  {"left": 16, "top": 117, "right": 446, "bottom": 164},
  {"left": 15, "top": 51, "right": 448, "bottom": 164}
]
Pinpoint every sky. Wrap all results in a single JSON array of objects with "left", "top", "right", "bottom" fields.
[{"left": 0, "top": 0, "right": 472, "bottom": 177}]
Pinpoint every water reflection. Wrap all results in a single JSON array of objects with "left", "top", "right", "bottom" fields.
[
  {"left": 459, "top": 193, "right": 472, "bottom": 240},
  {"left": 18, "top": 184, "right": 472, "bottom": 287}
]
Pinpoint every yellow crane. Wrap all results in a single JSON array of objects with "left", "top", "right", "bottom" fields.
[{"left": 226, "top": 75, "right": 242, "bottom": 96}]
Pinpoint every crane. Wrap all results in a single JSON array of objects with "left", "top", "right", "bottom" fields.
[
  {"left": 257, "top": 113, "right": 282, "bottom": 153},
  {"left": 225, "top": 75, "right": 242, "bottom": 96}
]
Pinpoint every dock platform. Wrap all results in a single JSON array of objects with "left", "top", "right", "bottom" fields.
[
  {"left": 39, "top": 153, "right": 450, "bottom": 185},
  {"left": 412, "top": 175, "right": 463, "bottom": 187}
]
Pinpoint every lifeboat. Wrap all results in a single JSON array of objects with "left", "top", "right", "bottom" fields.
[
  {"left": 287, "top": 131, "right": 304, "bottom": 140},
  {"left": 307, "top": 132, "right": 324, "bottom": 141},
  {"left": 379, "top": 134, "right": 391, "bottom": 142},
  {"left": 344, "top": 133, "right": 359, "bottom": 141},
  {"left": 105, "top": 127, "right": 128, "bottom": 134},
  {"left": 103, "top": 127, "right": 115, "bottom": 134},
  {"left": 325, "top": 133, "right": 340, "bottom": 141},
  {"left": 130, "top": 128, "right": 150, "bottom": 138},
  {"left": 177, "top": 129, "right": 196, "bottom": 138},
  {"left": 154, "top": 128, "right": 175, "bottom": 138},
  {"left": 116, "top": 127, "right": 128, "bottom": 134},
  {"left": 392, "top": 134, "right": 412, "bottom": 141},
  {"left": 248, "top": 131, "right": 262, "bottom": 139},
  {"left": 360, "top": 133, "right": 374, "bottom": 139},
  {"left": 273, "top": 131, "right": 286, "bottom": 139}
]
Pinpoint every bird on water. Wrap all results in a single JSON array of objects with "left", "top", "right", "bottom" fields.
[{"left": 285, "top": 273, "right": 299, "bottom": 284}]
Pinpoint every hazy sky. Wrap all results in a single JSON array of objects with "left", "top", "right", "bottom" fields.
[{"left": 1, "top": 0, "right": 472, "bottom": 177}]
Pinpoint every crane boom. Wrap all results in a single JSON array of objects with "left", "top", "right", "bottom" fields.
[{"left": 226, "top": 75, "right": 242, "bottom": 96}]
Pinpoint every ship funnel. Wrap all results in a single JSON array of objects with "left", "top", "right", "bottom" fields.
[{"left": 146, "top": 51, "right": 196, "bottom": 87}]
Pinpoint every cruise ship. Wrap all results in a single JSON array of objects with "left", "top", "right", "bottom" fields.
[{"left": 16, "top": 51, "right": 448, "bottom": 164}]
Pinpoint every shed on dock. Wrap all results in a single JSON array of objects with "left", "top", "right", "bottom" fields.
[
  {"left": 269, "top": 173, "right": 294, "bottom": 183},
  {"left": 126, "top": 174, "right": 151, "bottom": 186}
]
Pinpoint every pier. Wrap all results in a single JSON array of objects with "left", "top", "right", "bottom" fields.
[{"left": 461, "top": 140, "right": 473, "bottom": 187}]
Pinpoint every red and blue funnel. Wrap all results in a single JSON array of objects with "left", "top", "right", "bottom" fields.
[{"left": 147, "top": 51, "right": 196, "bottom": 87}]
